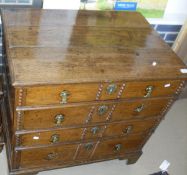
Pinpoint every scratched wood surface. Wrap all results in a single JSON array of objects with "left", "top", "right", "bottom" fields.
[{"left": 2, "top": 9, "right": 187, "bottom": 86}]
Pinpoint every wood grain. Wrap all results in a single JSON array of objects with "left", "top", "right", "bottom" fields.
[
  {"left": 120, "top": 80, "right": 183, "bottom": 99},
  {"left": 110, "top": 98, "right": 170, "bottom": 121},
  {"left": 92, "top": 135, "right": 144, "bottom": 160},
  {"left": 20, "top": 134, "right": 144, "bottom": 168},
  {"left": 24, "top": 84, "right": 99, "bottom": 106},
  {"left": 18, "top": 118, "right": 157, "bottom": 147},
  {"left": 103, "top": 118, "right": 157, "bottom": 137},
  {"left": 2, "top": 9, "right": 187, "bottom": 86},
  {"left": 18, "top": 98, "right": 169, "bottom": 130},
  {"left": 76, "top": 142, "right": 97, "bottom": 160},
  {"left": 20, "top": 143, "right": 78, "bottom": 168},
  {"left": 14, "top": 80, "right": 181, "bottom": 106},
  {"left": 20, "top": 128, "right": 83, "bottom": 147},
  {"left": 2, "top": 9, "right": 150, "bottom": 27},
  {"left": 21, "top": 105, "right": 92, "bottom": 130}
]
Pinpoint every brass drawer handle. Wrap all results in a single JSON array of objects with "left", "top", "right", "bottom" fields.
[
  {"left": 50, "top": 134, "right": 60, "bottom": 143},
  {"left": 46, "top": 152, "right": 58, "bottom": 160},
  {"left": 107, "top": 84, "right": 117, "bottom": 95},
  {"left": 84, "top": 143, "right": 94, "bottom": 151},
  {"left": 134, "top": 104, "right": 144, "bottom": 113},
  {"left": 60, "top": 90, "right": 70, "bottom": 104},
  {"left": 114, "top": 144, "right": 122, "bottom": 152},
  {"left": 55, "top": 114, "right": 64, "bottom": 126},
  {"left": 98, "top": 105, "right": 108, "bottom": 115},
  {"left": 123, "top": 125, "right": 133, "bottom": 134},
  {"left": 144, "top": 85, "right": 154, "bottom": 98},
  {"left": 91, "top": 126, "right": 100, "bottom": 135}
]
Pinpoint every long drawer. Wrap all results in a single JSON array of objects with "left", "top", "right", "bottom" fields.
[
  {"left": 19, "top": 134, "right": 144, "bottom": 168},
  {"left": 17, "top": 98, "right": 169, "bottom": 130},
  {"left": 16, "top": 80, "right": 181, "bottom": 106},
  {"left": 18, "top": 126, "right": 103, "bottom": 147},
  {"left": 16, "top": 118, "right": 157, "bottom": 147}
]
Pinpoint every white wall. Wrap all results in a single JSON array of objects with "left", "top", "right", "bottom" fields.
[
  {"left": 148, "top": 0, "right": 187, "bottom": 24},
  {"left": 43, "top": 0, "right": 187, "bottom": 25},
  {"left": 32, "top": 0, "right": 187, "bottom": 25},
  {"left": 0, "top": 0, "right": 186, "bottom": 25},
  {"left": 43, "top": 0, "right": 80, "bottom": 10},
  {"left": 165, "top": 0, "right": 187, "bottom": 15}
]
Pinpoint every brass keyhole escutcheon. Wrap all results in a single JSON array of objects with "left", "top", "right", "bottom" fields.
[
  {"left": 50, "top": 134, "right": 60, "bottom": 144},
  {"left": 98, "top": 105, "right": 108, "bottom": 115},
  {"left": 60, "top": 90, "right": 70, "bottom": 104},
  {"left": 144, "top": 85, "right": 154, "bottom": 98},
  {"left": 134, "top": 104, "right": 144, "bottom": 113},
  {"left": 107, "top": 84, "right": 117, "bottom": 95},
  {"left": 55, "top": 114, "right": 64, "bottom": 126},
  {"left": 46, "top": 152, "right": 58, "bottom": 160},
  {"left": 91, "top": 126, "right": 100, "bottom": 135},
  {"left": 123, "top": 125, "right": 133, "bottom": 134},
  {"left": 114, "top": 144, "right": 122, "bottom": 152},
  {"left": 84, "top": 143, "right": 94, "bottom": 151}
]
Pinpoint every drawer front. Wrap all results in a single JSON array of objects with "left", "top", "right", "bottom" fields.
[
  {"left": 22, "top": 105, "right": 92, "bottom": 130},
  {"left": 19, "top": 128, "right": 83, "bottom": 146},
  {"left": 21, "top": 103, "right": 114, "bottom": 130},
  {"left": 19, "top": 125, "right": 105, "bottom": 147},
  {"left": 20, "top": 144, "right": 78, "bottom": 168},
  {"left": 83, "top": 125, "right": 105, "bottom": 140},
  {"left": 92, "top": 135, "right": 145, "bottom": 160},
  {"left": 103, "top": 118, "right": 157, "bottom": 137},
  {"left": 18, "top": 80, "right": 181, "bottom": 106},
  {"left": 110, "top": 98, "right": 169, "bottom": 121},
  {"left": 19, "top": 98, "right": 169, "bottom": 130},
  {"left": 22, "top": 83, "right": 100, "bottom": 106},
  {"left": 119, "top": 80, "right": 181, "bottom": 99},
  {"left": 76, "top": 142, "right": 97, "bottom": 160}
]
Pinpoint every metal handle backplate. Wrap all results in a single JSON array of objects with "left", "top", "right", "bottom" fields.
[
  {"left": 84, "top": 143, "right": 94, "bottom": 150},
  {"left": 50, "top": 134, "right": 60, "bottom": 143},
  {"left": 123, "top": 125, "right": 133, "bottom": 134},
  {"left": 55, "top": 114, "right": 64, "bottom": 126},
  {"left": 98, "top": 105, "right": 108, "bottom": 115},
  {"left": 46, "top": 152, "right": 58, "bottom": 160},
  {"left": 134, "top": 104, "right": 144, "bottom": 113},
  {"left": 60, "top": 90, "right": 70, "bottom": 104},
  {"left": 114, "top": 144, "right": 122, "bottom": 152},
  {"left": 144, "top": 85, "right": 154, "bottom": 98},
  {"left": 91, "top": 126, "right": 100, "bottom": 135},
  {"left": 107, "top": 84, "right": 117, "bottom": 95}
]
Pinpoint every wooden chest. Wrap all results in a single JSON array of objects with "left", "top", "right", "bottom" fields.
[{"left": 1, "top": 9, "right": 187, "bottom": 175}]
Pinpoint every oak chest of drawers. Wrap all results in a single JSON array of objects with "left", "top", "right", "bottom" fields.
[{"left": 1, "top": 9, "right": 187, "bottom": 175}]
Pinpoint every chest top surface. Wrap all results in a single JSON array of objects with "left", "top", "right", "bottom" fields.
[{"left": 2, "top": 9, "right": 187, "bottom": 86}]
